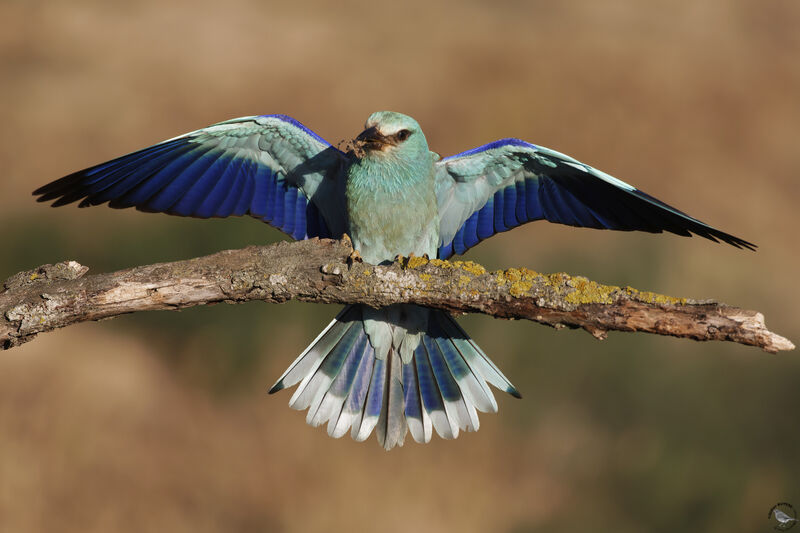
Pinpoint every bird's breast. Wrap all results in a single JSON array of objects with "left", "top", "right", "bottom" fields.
[{"left": 345, "top": 162, "right": 439, "bottom": 264}]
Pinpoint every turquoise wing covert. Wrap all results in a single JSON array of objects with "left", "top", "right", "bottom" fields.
[
  {"left": 434, "top": 139, "right": 755, "bottom": 259},
  {"left": 34, "top": 115, "right": 348, "bottom": 241}
]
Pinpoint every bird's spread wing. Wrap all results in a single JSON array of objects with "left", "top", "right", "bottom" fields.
[
  {"left": 34, "top": 114, "right": 348, "bottom": 240},
  {"left": 434, "top": 139, "right": 755, "bottom": 259}
]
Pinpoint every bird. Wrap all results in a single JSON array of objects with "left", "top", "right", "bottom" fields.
[
  {"left": 33, "top": 111, "right": 755, "bottom": 450},
  {"left": 773, "top": 508, "right": 798, "bottom": 529}
]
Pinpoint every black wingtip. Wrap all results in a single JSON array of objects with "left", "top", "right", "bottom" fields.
[
  {"left": 268, "top": 382, "right": 284, "bottom": 395},
  {"left": 32, "top": 172, "right": 87, "bottom": 204},
  {"left": 715, "top": 232, "right": 758, "bottom": 252},
  {"left": 32, "top": 187, "right": 59, "bottom": 202},
  {"left": 739, "top": 238, "right": 758, "bottom": 252},
  {"left": 51, "top": 195, "right": 81, "bottom": 208},
  {"left": 508, "top": 387, "right": 523, "bottom": 399}
]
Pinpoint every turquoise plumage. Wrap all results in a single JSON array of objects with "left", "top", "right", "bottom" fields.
[{"left": 33, "top": 111, "right": 754, "bottom": 450}]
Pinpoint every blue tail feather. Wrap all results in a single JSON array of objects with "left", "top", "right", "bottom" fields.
[
  {"left": 402, "top": 359, "right": 427, "bottom": 443},
  {"left": 354, "top": 355, "right": 386, "bottom": 441},
  {"left": 426, "top": 336, "right": 472, "bottom": 434},
  {"left": 436, "top": 312, "right": 521, "bottom": 399},
  {"left": 343, "top": 342, "right": 375, "bottom": 439},
  {"left": 304, "top": 322, "right": 364, "bottom": 424},
  {"left": 271, "top": 305, "right": 519, "bottom": 449},
  {"left": 416, "top": 338, "right": 456, "bottom": 439},
  {"left": 324, "top": 332, "right": 370, "bottom": 436}
]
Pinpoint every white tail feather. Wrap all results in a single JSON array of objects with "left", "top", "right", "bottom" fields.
[{"left": 270, "top": 305, "right": 519, "bottom": 450}]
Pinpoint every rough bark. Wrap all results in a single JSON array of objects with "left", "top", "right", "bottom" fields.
[{"left": 0, "top": 238, "right": 794, "bottom": 353}]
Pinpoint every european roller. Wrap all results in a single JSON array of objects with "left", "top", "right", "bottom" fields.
[{"left": 34, "top": 111, "right": 755, "bottom": 450}]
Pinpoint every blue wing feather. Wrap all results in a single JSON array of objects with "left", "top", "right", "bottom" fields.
[
  {"left": 170, "top": 152, "right": 232, "bottom": 216},
  {"left": 304, "top": 201, "right": 330, "bottom": 240},
  {"left": 195, "top": 156, "right": 244, "bottom": 218},
  {"left": 231, "top": 160, "right": 256, "bottom": 216},
  {"left": 451, "top": 221, "right": 466, "bottom": 256},
  {"left": 250, "top": 166, "right": 270, "bottom": 217},
  {"left": 476, "top": 198, "right": 495, "bottom": 240},
  {"left": 125, "top": 147, "right": 213, "bottom": 209},
  {"left": 214, "top": 162, "right": 249, "bottom": 217},
  {"left": 290, "top": 191, "right": 305, "bottom": 240},
  {"left": 143, "top": 150, "right": 217, "bottom": 212},
  {"left": 436, "top": 140, "right": 755, "bottom": 258},
  {"left": 82, "top": 139, "right": 186, "bottom": 180},
  {"left": 540, "top": 178, "right": 580, "bottom": 226},
  {"left": 492, "top": 190, "right": 508, "bottom": 233},
  {"left": 502, "top": 185, "right": 516, "bottom": 229},
  {"left": 439, "top": 240, "right": 454, "bottom": 260},
  {"left": 270, "top": 177, "right": 286, "bottom": 228},
  {"left": 462, "top": 211, "right": 480, "bottom": 249},
  {"left": 280, "top": 186, "right": 297, "bottom": 237},
  {"left": 34, "top": 115, "right": 346, "bottom": 241},
  {"left": 524, "top": 177, "right": 542, "bottom": 220},
  {"left": 514, "top": 180, "right": 527, "bottom": 223},
  {"left": 88, "top": 144, "right": 199, "bottom": 207}
]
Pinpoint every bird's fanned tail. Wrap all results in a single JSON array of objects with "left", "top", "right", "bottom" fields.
[{"left": 269, "top": 305, "right": 519, "bottom": 450}]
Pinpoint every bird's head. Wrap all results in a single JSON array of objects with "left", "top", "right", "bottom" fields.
[{"left": 354, "top": 111, "right": 430, "bottom": 161}]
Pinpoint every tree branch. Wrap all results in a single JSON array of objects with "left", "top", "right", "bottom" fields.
[{"left": 1, "top": 238, "right": 794, "bottom": 353}]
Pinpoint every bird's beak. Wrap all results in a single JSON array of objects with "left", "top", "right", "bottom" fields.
[{"left": 355, "top": 126, "right": 392, "bottom": 151}]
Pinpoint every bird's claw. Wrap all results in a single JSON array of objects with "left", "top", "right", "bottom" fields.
[
  {"left": 348, "top": 249, "right": 363, "bottom": 265},
  {"left": 397, "top": 252, "right": 430, "bottom": 263},
  {"left": 339, "top": 233, "right": 362, "bottom": 265}
]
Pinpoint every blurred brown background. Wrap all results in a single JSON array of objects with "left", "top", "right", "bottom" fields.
[{"left": 1, "top": 0, "right": 798, "bottom": 532}]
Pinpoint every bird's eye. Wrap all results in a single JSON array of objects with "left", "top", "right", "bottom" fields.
[{"left": 395, "top": 129, "right": 411, "bottom": 142}]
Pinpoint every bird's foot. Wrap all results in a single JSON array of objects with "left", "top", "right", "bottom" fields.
[
  {"left": 341, "top": 233, "right": 354, "bottom": 249},
  {"left": 340, "top": 234, "right": 362, "bottom": 265},
  {"left": 396, "top": 252, "right": 430, "bottom": 268},
  {"left": 348, "top": 249, "right": 363, "bottom": 266}
]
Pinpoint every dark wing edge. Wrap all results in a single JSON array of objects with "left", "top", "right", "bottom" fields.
[{"left": 33, "top": 114, "right": 346, "bottom": 241}]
